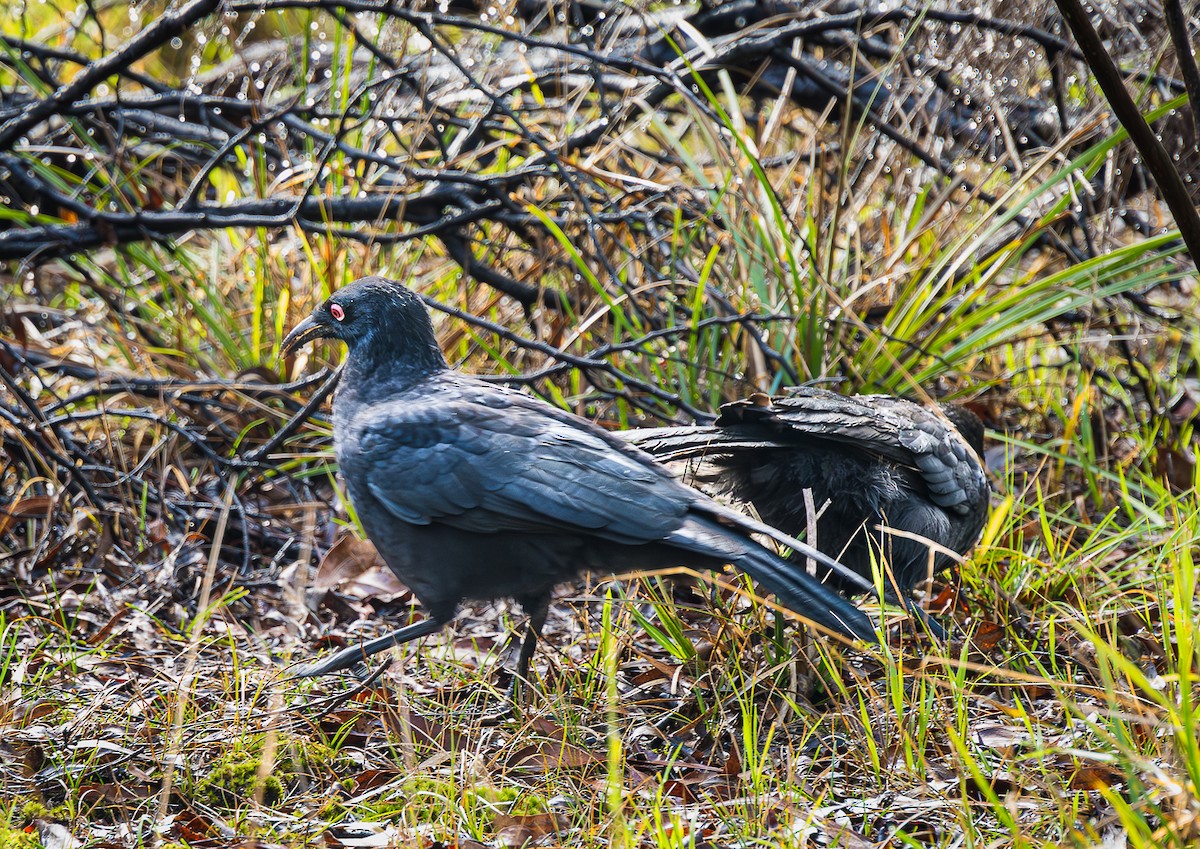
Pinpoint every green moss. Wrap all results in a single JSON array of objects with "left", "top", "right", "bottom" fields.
[
  {"left": 0, "top": 799, "right": 68, "bottom": 849},
  {"left": 317, "top": 799, "right": 347, "bottom": 820},
  {"left": 277, "top": 738, "right": 344, "bottom": 775},
  {"left": 16, "top": 803, "right": 47, "bottom": 823},
  {"left": 194, "top": 735, "right": 352, "bottom": 812},
  {"left": 0, "top": 825, "right": 39, "bottom": 849},
  {"left": 196, "top": 748, "right": 284, "bottom": 810},
  {"left": 335, "top": 777, "right": 546, "bottom": 830},
  {"left": 196, "top": 752, "right": 284, "bottom": 809},
  {"left": 505, "top": 794, "right": 548, "bottom": 817}
]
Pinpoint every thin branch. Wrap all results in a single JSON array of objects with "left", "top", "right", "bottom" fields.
[{"left": 1053, "top": 0, "right": 1200, "bottom": 264}]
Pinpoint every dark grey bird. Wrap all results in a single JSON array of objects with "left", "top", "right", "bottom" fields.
[
  {"left": 282, "top": 277, "right": 876, "bottom": 681},
  {"left": 625, "top": 389, "right": 989, "bottom": 601}
]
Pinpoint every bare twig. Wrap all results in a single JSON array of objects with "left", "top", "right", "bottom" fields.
[{"left": 1162, "top": 0, "right": 1200, "bottom": 142}]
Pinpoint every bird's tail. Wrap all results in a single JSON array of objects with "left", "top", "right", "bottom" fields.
[
  {"left": 668, "top": 516, "right": 878, "bottom": 643},
  {"left": 736, "top": 541, "right": 879, "bottom": 642}
]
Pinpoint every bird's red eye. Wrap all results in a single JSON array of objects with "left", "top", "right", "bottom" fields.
[{"left": 330, "top": 303, "right": 345, "bottom": 321}]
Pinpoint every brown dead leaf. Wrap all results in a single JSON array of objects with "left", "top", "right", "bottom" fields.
[
  {"left": 506, "top": 737, "right": 602, "bottom": 772},
  {"left": 494, "top": 828, "right": 534, "bottom": 848},
  {"left": 86, "top": 607, "right": 132, "bottom": 647},
  {"left": 168, "top": 810, "right": 217, "bottom": 843},
  {"left": 313, "top": 534, "right": 385, "bottom": 589},
  {"left": 661, "top": 778, "right": 696, "bottom": 802},
  {"left": 1068, "top": 762, "right": 1123, "bottom": 790},
  {"left": 969, "top": 620, "right": 1006, "bottom": 652},
  {"left": 350, "top": 769, "right": 402, "bottom": 794},
  {"left": 926, "top": 582, "right": 967, "bottom": 617},
  {"left": 1169, "top": 388, "right": 1199, "bottom": 425},
  {"left": 0, "top": 741, "right": 42, "bottom": 777},
  {"left": 494, "top": 813, "right": 569, "bottom": 847},
  {"left": 314, "top": 534, "right": 408, "bottom": 600},
  {"left": 0, "top": 495, "right": 56, "bottom": 536},
  {"left": 1155, "top": 443, "right": 1196, "bottom": 492},
  {"left": 78, "top": 782, "right": 157, "bottom": 812},
  {"left": 318, "top": 708, "right": 376, "bottom": 747},
  {"left": 719, "top": 746, "right": 742, "bottom": 778},
  {"left": 9, "top": 699, "right": 60, "bottom": 727},
  {"left": 386, "top": 711, "right": 462, "bottom": 753}
]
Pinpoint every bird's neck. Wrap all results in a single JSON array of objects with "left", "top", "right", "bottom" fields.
[{"left": 341, "top": 329, "right": 448, "bottom": 397}]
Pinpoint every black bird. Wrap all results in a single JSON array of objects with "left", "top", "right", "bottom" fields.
[
  {"left": 625, "top": 389, "right": 989, "bottom": 601},
  {"left": 283, "top": 277, "right": 876, "bottom": 680}
]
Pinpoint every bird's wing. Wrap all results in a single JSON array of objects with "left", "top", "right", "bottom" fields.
[
  {"left": 718, "top": 390, "right": 983, "bottom": 513},
  {"left": 719, "top": 389, "right": 925, "bottom": 463},
  {"left": 619, "top": 425, "right": 773, "bottom": 463},
  {"left": 626, "top": 388, "right": 984, "bottom": 515},
  {"left": 625, "top": 390, "right": 925, "bottom": 464},
  {"left": 351, "top": 390, "right": 692, "bottom": 543}
]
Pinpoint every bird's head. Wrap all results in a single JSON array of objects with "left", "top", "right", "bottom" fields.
[
  {"left": 282, "top": 276, "right": 447, "bottom": 373},
  {"left": 942, "top": 403, "right": 986, "bottom": 459}
]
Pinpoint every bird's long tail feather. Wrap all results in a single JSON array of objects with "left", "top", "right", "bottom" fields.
[{"left": 669, "top": 517, "right": 877, "bottom": 643}]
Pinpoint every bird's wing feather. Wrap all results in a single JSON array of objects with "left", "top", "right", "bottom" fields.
[
  {"left": 715, "top": 390, "right": 981, "bottom": 512},
  {"left": 353, "top": 392, "right": 691, "bottom": 542},
  {"left": 627, "top": 389, "right": 985, "bottom": 516}
]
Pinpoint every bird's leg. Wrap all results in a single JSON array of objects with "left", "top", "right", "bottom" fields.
[
  {"left": 495, "top": 594, "right": 552, "bottom": 709},
  {"left": 290, "top": 616, "right": 445, "bottom": 679},
  {"left": 885, "top": 550, "right": 952, "bottom": 640},
  {"left": 515, "top": 595, "right": 550, "bottom": 686},
  {"left": 876, "top": 563, "right": 950, "bottom": 639},
  {"left": 898, "top": 595, "right": 949, "bottom": 639}
]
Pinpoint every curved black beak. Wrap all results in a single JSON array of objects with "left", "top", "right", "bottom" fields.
[{"left": 281, "top": 314, "right": 326, "bottom": 355}]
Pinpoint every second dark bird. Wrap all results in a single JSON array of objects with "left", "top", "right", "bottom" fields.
[
  {"left": 282, "top": 277, "right": 876, "bottom": 680},
  {"left": 626, "top": 389, "right": 990, "bottom": 601}
]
